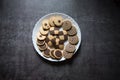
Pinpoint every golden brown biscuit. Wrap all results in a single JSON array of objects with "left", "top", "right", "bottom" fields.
[
  {"left": 42, "top": 19, "right": 50, "bottom": 30},
  {"left": 39, "top": 27, "right": 49, "bottom": 36},
  {"left": 36, "top": 32, "right": 46, "bottom": 40},
  {"left": 36, "top": 39, "right": 45, "bottom": 46},
  {"left": 38, "top": 43, "right": 47, "bottom": 51},
  {"left": 49, "top": 16, "right": 56, "bottom": 27},
  {"left": 50, "top": 49, "right": 56, "bottom": 59},
  {"left": 53, "top": 16, "right": 63, "bottom": 27},
  {"left": 59, "top": 44, "right": 64, "bottom": 50}
]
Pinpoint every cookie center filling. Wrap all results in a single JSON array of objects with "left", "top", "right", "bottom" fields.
[
  {"left": 55, "top": 51, "right": 62, "bottom": 57},
  {"left": 44, "top": 49, "right": 50, "bottom": 55},
  {"left": 44, "top": 23, "right": 47, "bottom": 26},
  {"left": 58, "top": 20, "right": 61, "bottom": 23}
]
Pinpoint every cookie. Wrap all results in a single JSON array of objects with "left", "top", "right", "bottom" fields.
[
  {"left": 68, "top": 35, "right": 79, "bottom": 45},
  {"left": 62, "top": 20, "right": 72, "bottom": 31},
  {"left": 65, "top": 43, "right": 76, "bottom": 52},
  {"left": 63, "top": 50, "right": 73, "bottom": 59},
  {"left": 58, "top": 30, "right": 68, "bottom": 41},
  {"left": 45, "top": 36, "right": 55, "bottom": 47},
  {"left": 49, "top": 16, "right": 55, "bottom": 27},
  {"left": 59, "top": 44, "right": 64, "bottom": 50},
  {"left": 53, "top": 49, "right": 63, "bottom": 59},
  {"left": 67, "top": 26, "right": 77, "bottom": 36},
  {"left": 43, "top": 48, "right": 50, "bottom": 58},
  {"left": 42, "top": 19, "right": 50, "bottom": 30},
  {"left": 38, "top": 43, "right": 47, "bottom": 51},
  {"left": 50, "top": 49, "right": 56, "bottom": 59},
  {"left": 37, "top": 33, "right": 46, "bottom": 40},
  {"left": 50, "top": 27, "right": 59, "bottom": 35},
  {"left": 39, "top": 27, "right": 49, "bottom": 36},
  {"left": 53, "top": 16, "right": 63, "bottom": 27},
  {"left": 36, "top": 39, "right": 45, "bottom": 46}
]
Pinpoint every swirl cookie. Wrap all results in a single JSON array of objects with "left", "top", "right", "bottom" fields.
[
  {"left": 68, "top": 35, "right": 79, "bottom": 45},
  {"left": 62, "top": 20, "right": 72, "bottom": 31},
  {"left": 65, "top": 43, "right": 76, "bottom": 53},
  {"left": 67, "top": 26, "right": 77, "bottom": 36},
  {"left": 63, "top": 50, "right": 73, "bottom": 59}
]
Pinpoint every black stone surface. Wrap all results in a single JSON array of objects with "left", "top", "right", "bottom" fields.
[{"left": 0, "top": 0, "right": 120, "bottom": 80}]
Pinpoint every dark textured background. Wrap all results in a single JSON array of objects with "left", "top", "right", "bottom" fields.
[{"left": 0, "top": 0, "right": 120, "bottom": 80}]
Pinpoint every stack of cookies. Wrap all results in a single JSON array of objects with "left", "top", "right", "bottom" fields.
[{"left": 36, "top": 15, "right": 79, "bottom": 60}]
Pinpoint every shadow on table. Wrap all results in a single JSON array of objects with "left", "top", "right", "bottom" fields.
[{"left": 33, "top": 43, "right": 82, "bottom": 66}]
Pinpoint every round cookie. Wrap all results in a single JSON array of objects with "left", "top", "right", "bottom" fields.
[
  {"left": 43, "top": 48, "right": 50, "bottom": 58},
  {"left": 39, "top": 27, "right": 49, "bottom": 36},
  {"left": 63, "top": 50, "right": 73, "bottom": 59},
  {"left": 38, "top": 43, "right": 47, "bottom": 51},
  {"left": 68, "top": 35, "right": 79, "bottom": 45},
  {"left": 53, "top": 49, "right": 63, "bottom": 59},
  {"left": 62, "top": 20, "right": 72, "bottom": 31},
  {"left": 67, "top": 26, "right": 77, "bottom": 36},
  {"left": 50, "top": 49, "right": 56, "bottom": 59},
  {"left": 49, "top": 16, "right": 56, "bottom": 27},
  {"left": 36, "top": 39, "right": 45, "bottom": 46},
  {"left": 59, "top": 44, "right": 64, "bottom": 50},
  {"left": 42, "top": 19, "right": 50, "bottom": 30},
  {"left": 53, "top": 16, "right": 63, "bottom": 27},
  {"left": 65, "top": 43, "right": 76, "bottom": 53},
  {"left": 36, "top": 32, "right": 46, "bottom": 40}
]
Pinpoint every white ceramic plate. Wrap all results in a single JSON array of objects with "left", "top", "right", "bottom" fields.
[{"left": 32, "top": 12, "right": 81, "bottom": 62}]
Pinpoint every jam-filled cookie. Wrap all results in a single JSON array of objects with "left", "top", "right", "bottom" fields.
[
  {"left": 53, "top": 16, "right": 63, "bottom": 27},
  {"left": 43, "top": 48, "right": 51, "bottom": 58},
  {"left": 49, "top": 16, "right": 56, "bottom": 27},
  {"left": 42, "top": 19, "right": 50, "bottom": 30},
  {"left": 53, "top": 49, "right": 63, "bottom": 59}
]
